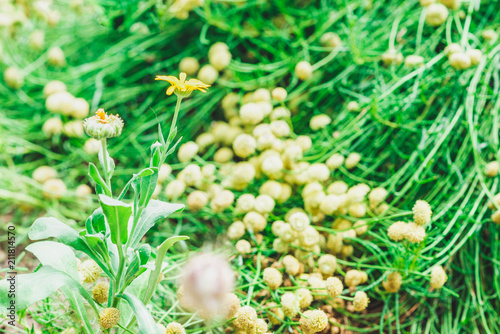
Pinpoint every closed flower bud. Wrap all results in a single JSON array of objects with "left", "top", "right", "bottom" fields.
[
  {"left": 45, "top": 91, "right": 72, "bottom": 114},
  {"left": 326, "top": 277, "right": 343, "bottom": 297},
  {"left": 29, "top": 30, "right": 45, "bottom": 50},
  {"left": 272, "top": 87, "right": 287, "bottom": 101},
  {"left": 345, "top": 270, "right": 368, "bottom": 288},
  {"left": 266, "top": 302, "right": 284, "bottom": 325},
  {"left": 353, "top": 220, "right": 368, "bottom": 235},
  {"left": 236, "top": 194, "right": 256, "bottom": 213},
  {"left": 165, "top": 322, "right": 186, "bottom": 334},
  {"left": 165, "top": 180, "right": 186, "bottom": 200},
  {"left": 307, "top": 163, "right": 330, "bottom": 182},
  {"left": 70, "top": 98, "right": 90, "bottom": 118},
  {"left": 243, "top": 211, "right": 267, "bottom": 232},
  {"left": 295, "top": 288, "right": 313, "bottom": 308},
  {"left": 320, "top": 194, "right": 341, "bottom": 215},
  {"left": 345, "top": 152, "right": 361, "bottom": 169},
  {"left": 482, "top": 29, "right": 498, "bottom": 41},
  {"left": 318, "top": 254, "right": 337, "bottom": 276},
  {"left": 295, "top": 61, "right": 313, "bottom": 80},
  {"left": 178, "top": 141, "right": 199, "bottom": 162},
  {"left": 260, "top": 180, "right": 283, "bottom": 199},
  {"left": 425, "top": 4, "right": 448, "bottom": 26},
  {"left": 197, "top": 64, "right": 218, "bottom": 85},
  {"left": 281, "top": 292, "right": 298, "bottom": 318},
  {"left": 300, "top": 309, "right": 328, "bottom": 334},
  {"left": 78, "top": 259, "right": 102, "bottom": 283},
  {"left": 82, "top": 138, "right": 100, "bottom": 155},
  {"left": 76, "top": 184, "right": 92, "bottom": 198},
  {"left": 466, "top": 49, "right": 482, "bottom": 66},
  {"left": 223, "top": 292, "right": 241, "bottom": 319},
  {"left": 158, "top": 164, "right": 172, "bottom": 183},
  {"left": 33, "top": 166, "right": 57, "bottom": 183},
  {"left": 382, "top": 272, "right": 402, "bottom": 293},
  {"left": 381, "top": 50, "right": 403, "bottom": 66},
  {"left": 240, "top": 102, "right": 264, "bottom": 125},
  {"left": 449, "top": 52, "right": 471, "bottom": 70},
  {"left": 255, "top": 194, "right": 275, "bottom": 214},
  {"left": 233, "top": 134, "right": 257, "bottom": 158},
  {"left": 320, "top": 32, "right": 341, "bottom": 48},
  {"left": 4, "top": 67, "right": 24, "bottom": 89},
  {"left": 346, "top": 101, "right": 360, "bottom": 112},
  {"left": 405, "top": 222, "right": 426, "bottom": 243},
  {"left": 387, "top": 221, "right": 408, "bottom": 241},
  {"left": 327, "top": 180, "right": 348, "bottom": 194},
  {"left": 263, "top": 267, "right": 282, "bottom": 290},
  {"left": 369, "top": 187, "right": 388, "bottom": 209},
  {"left": 233, "top": 306, "right": 258, "bottom": 331},
  {"left": 282, "top": 255, "right": 301, "bottom": 276},
  {"left": 92, "top": 281, "right": 109, "bottom": 304},
  {"left": 288, "top": 211, "right": 310, "bottom": 232},
  {"left": 83, "top": 109, "right": 124, "bottom": 140},
  {"left": 310, "top": 114, "right": 331, "bottom": 130},
  {"left": 235, "top": 239, "right": 251, "bottom": 254},
  {"left": 209, "top": 49, "right": 232, "bottom": 71},
  {"left": 430, "top": 265, "right": 447, "bottom": 289},
  {"left": 43, "top": 178, "right": 67, "bottom": 199},
  {"left": 261, "top": 155, "right": 283, "bottom": 179},
  {"left": 178, "top": 164, "right": 202, "bottom": 186},
  {"left": 64, "top": 121, "right": 84, "bottom": 138},
  {"left": 179, "top": 57, "right": 200, "bottom": 76},
  {"left": 196, "top": 132, "right": 215, "bottom": 152},
  {"left": 99, "top": 308, "right": 120, "bottom": 329},
  {"left": 273, "top": 238, "right": 289, "bottom": 253},
  {"left": 404, "top": 54, "right": 425, "bottom": 67},
  {"left": 43, "top": 80, "right": 67, "bottom": 98},
  {"left": 214, "top": 147, "right": 234, "bottom": 163},
  {"left": 484, "top": 161, "right": 499, "bottom": 177},
  {"left": 48, "top": 46, "right": 66, "bottom": 67},
  {"left": 228, "top": 221, "right": 246, "bottom": 240},
  {"left": 187, "top": 190, "right": 209, "bottom": 211},
  {"left": 413, "top": 200, "right": 432, "bottom": 225},
  {"left": 210, "top": 190, "right": 235, "bottom": 212},
  {"left": 353, "top": 291, "right": 369, "bottom": 311},
  {"left": 296, "top": 135, "right": 312, "bottom": 152},
  {"left": 348, "top": 202, "right": 366, "bottom": 218}
]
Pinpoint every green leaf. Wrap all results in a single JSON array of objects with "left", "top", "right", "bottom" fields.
[
  {"left": 25, "top": 241, "right": 79, "bottom": 280},
  {"left": 99, "top": 146, "right": 115, "bottom": 178},
  {"left": 88, "top": 163, "right": 110, "bottom": 196},
  {"left": 61, "top": 287, "right": 94, "bottom": 334},
  {"left": 128, "top": 200, "right": 184, "bottom": 249},
  {"left": 99, "top": 194, "right": 132, "bottom": 245},
  {"left": 117, "top": 293, "right": 162, "bottom": 334},
  {"left": 0, "top": 266, "right": 97, "bottom": 313},
  {"left": 142, "top": 235, "right": 188, "bottom": 304},
  {"left": 85, "top": 208, "right": 106, "bottom": 235}
]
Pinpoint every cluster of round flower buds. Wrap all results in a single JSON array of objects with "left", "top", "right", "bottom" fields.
[
  {"left": 444, "top": 43, "right": 482, "bottom": 70},
  {"left": 387, "top": 200, "right": 431, "bottom": 243},
  {"left": 168, "top": 0, "right": 204, "bottom": 20}
]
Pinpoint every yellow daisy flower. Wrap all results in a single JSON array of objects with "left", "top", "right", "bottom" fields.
[{"left": 155, "top": 72, "right": 210, "bottom": 97}]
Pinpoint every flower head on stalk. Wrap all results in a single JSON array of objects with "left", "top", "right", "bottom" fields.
[
  {"left": 83, "top": 108, "right": 124, "bottom": 140},
  {"left": 155, "top": 72, "right": 210, "bottom": 98}
]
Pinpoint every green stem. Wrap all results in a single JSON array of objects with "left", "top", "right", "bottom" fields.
[{"left": 100, "top": 138, "right": 112, "bottom": 194}]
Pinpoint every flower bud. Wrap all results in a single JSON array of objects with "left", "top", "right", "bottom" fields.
[
  {"left": 178, "top": 141, "right": 199, "bottom": 163},
  {"left": 310, "top": 114, "right": 331, "bottom": 130},
  {"left": 179, "top": 57, "right": 200, "bottom": 76},
  {"left": 233, "top": 134, "right": 257, "bottom": 158},
  {"left": 326, "top": 277, "right": 343, "bottom": 297},
  {"left": 165, "top": 322, "right": 186, "bottom": 334},
  {"left": 413, "top": 200, "right": 432, "bottom": 225},
  {"left": 430, "top": 265, "right": 447, "bottom": 289},
  {"left": 353, "top": 291, "right": 369, "bottom": 311},
  {"left": 300, "top": 309, "right": 328, "bottom": 334},
  {"left": 78, "top": 259, "right": 102, "bottom": 283},
  {"left": 4, "top": 67, "right": 24, "bottom": 89},
  {"left": 382, "top": 271, "right": 402, "bottom": 293},
  {"left": 197, "top": 65, "right": 218, "bottom": 85},
  {"left": 235, "top": 239, "right": 251, "bottom": 254},
  {"left": 272, "top": 87, "right": 287, "bottom": 101},
  {"left": 43, "top": 117, "right": 64, "bottom": 136},
  {"left": 295, "top": 61, "right": 313, "bottom": 80},
  {"left": 92, "top": 281, "right": 109, "bottom": 304},
  {"left": 345, "top": 152, "right": 361, "bottom": 169},
  {"left": 426, "top": 4, "right": 448, "bottom": 26},
  {"left": 33, "top": 166, "right": 57, "bottom": 183},
  {"left": 83, "top": 109, "right": 124, "bottom": 140},
  {"left": 405, "top": 55, "right": 424, "bottom": 67},
  {"left": 449, "top": 52, "right": 471, "bottom": 70},
  {"left": 43, "top": 80, "right": 67, "bottom": 97},
  {"left": 29, "top": 30, "right": 45, "bottom": 50},
  {"left": 320, "top": 32, "right": 341, "bottom": 48},
  {"left": 484, "top": 161, "right": 499, "bottom": 177},
  {"left": 282, "top": 255, "right": 301, "bottom": 276},
  {"left": 48, "top": 46, "right": 66, "bottom": 67},
  {"left": 43, "top": 179, "right": 67, "bottom": 199},
  {"left": 70, "top": 98, "right": 90, "bottom": 118},
  {"left": 263, "top": 267, "right": 282, "bottom": 290}
]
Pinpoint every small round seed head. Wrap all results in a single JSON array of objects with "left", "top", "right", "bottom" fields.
[
  {"left": 295, "top": 288, "right": 313, "bottom": 308},
  {"left": 382, "top": 272, "right": 402, "bottom": 293},
  {"left": 430, "top": 265, "right": 447, "bottom": 289},
  {"left": 187, "top": 190, "right": 209, "bottom": 211},
  {"left": 263, "top": 267, "right": 283, "bottom": 290},
  {"left": 326, "top": 277, "right": 343, "bottom": 297},
  {"left": 235, "top": 239, "right": 252, "bottom": 255},
  {"left": 255, "top": 318, "right": 268, "bottom": 333},
  {"left": 353, "top": 220, "right": 368, "bottom": 235},
  {"left": 369, "top": 187, "right": 388, "bottom": 209},
  {"left": 233, "top": 134, "right": 257, "bottom": 158},
  {"left": 255, "top": 194, "right": 275, "bottom": 214},
  {"left": 296, "top": 135, "right": 313, "bottom": 152},
  {"left": 345, "top": 270, "right": 368, "bottom": 287},
  {"left": 353, "top": 291, "right": 369, "bottom": 312},
  {"left": 327, "top": 180, "right": 348, "bottom": 194},
  {"left": 165, "top": 322, "right": 186, "bottom": 334},
  {"left": 78, "top": 259, "right": 102, "bottom": 283},
  {"left": 318, "top": 254, "right": 337, "bottom": 276},
  {"left": 179, "top": 57, "right": 199, "bottom": 75},
  {"left": 310, "top": 114, "right": 331, "bottom": 130},
  {"left": 280, "top": 292, "right": 298, "bottom": 318},
  {"left": 405, "top": 223, "right": 426, "bottom": 243},
  {"left": 485, "top": 161, "right": 499, "bottom": 177},
  {"left": 413, "top": 200, "right": 432, "bottom": 225},
  {"left": 295, "top": 61, "right": 313, "bottom": 80},
  {"left": 288, "top": 211, "right": 310, "bottom": 232},
  {"left": 197, "top": 64, "right": 218, "bottom": 85},
  {"left": 466, "top": 49, "right": 482, "bottom": 66},
  {"left": 165, "top": 180, "right": 186, "bottom": 200},
  {"left": 233, "top": 306, "right": 258, "bottom": 331},
  {"left": 492, "top": 210, "right": 500, "bottom": 224},
  {"left": 240, "top": 102, "right": 264, "bottom": 125},
  {"left": 387, "top": 221, "right": 408, "bottom": 241},
  {"left": 92, "top": 281, "right": 109, "bottom": 304},
  {"left": 266, "top": 302, "right": 284, "bottom": 325},
  {"left": 307, "top": 163, "right": 330, "bottom": 182},
  {"left": 158, "top": 164, "right": 172, "bottom": 183},
  {"left": 99, "top": 308, "right": 121, "bottom": 329},
  {"left": 223, "top": 292, "right": 241, "bottom": 319},
  {"left": 273, "top": 238, "right": 289, "bottom": 253},
  {"left": 345, "top": 152, "right": 361, "bottom": 169},
  {"left": 243, "top": 211, "right": 267, "bottom": 233},
  {"left": 449, "top": 52, "right": 471, "bottom": 70},
  {"left": 210, "top": 190, "right": 235, "bottom": 213},
  {"left": 282, "top": 255, "right": 301, "bottom": 276},
  {"left": 43, "top": 80, "right": 67, "bottom": 97},
  {"left": 228, "top": 221, "right": 246, "bottom": 240},
  {"left": 178, "top": 141, "right": 199, "bottom": 163},
  {"left": 300, "top": 309, "right": 328, "bottom": 334},
  {"left": 272, "top": 87, "right": 287, "bottom": 101},
  {"left": 425, "top": 3, "right": 448, "bottom": 26}
]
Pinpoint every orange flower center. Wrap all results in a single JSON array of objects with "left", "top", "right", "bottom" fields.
[{"left": 96, "top": 109, "right": 108, "bottom": 123}]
